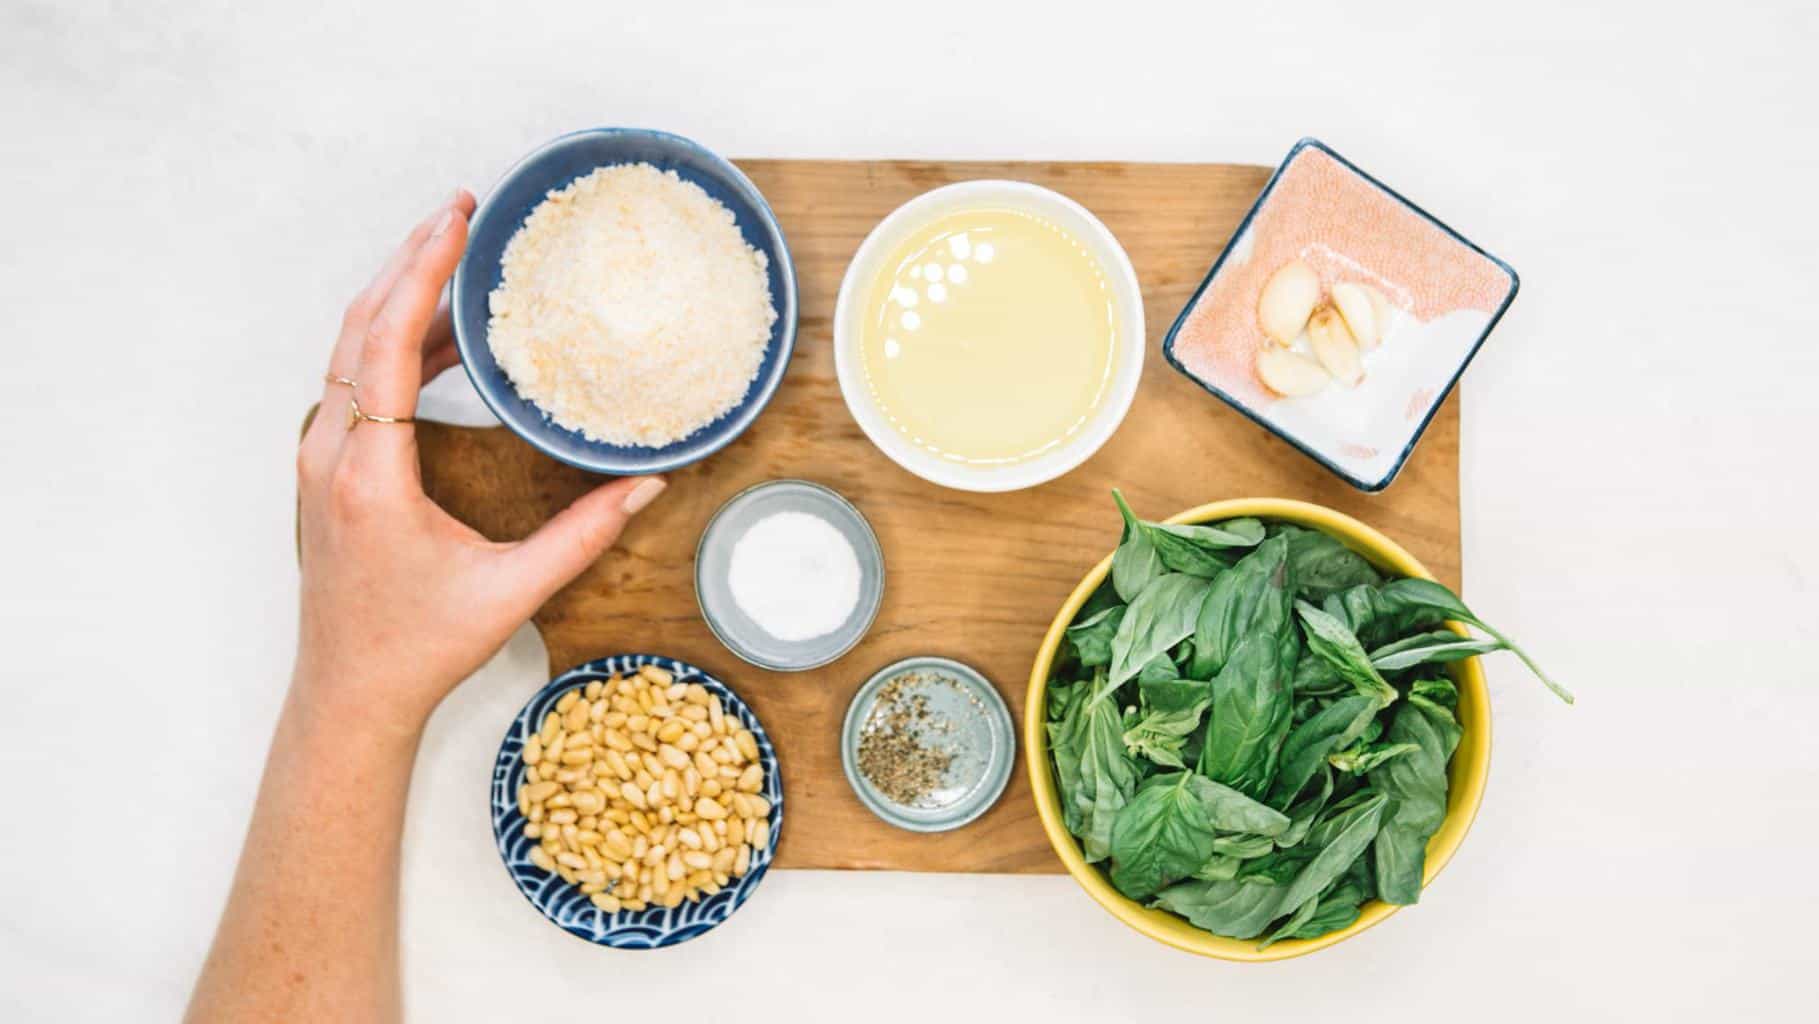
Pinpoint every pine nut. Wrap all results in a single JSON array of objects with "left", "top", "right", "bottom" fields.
[
  {"left": 751, "top": 820, "right": 771, "bottom": 851},
  {"left": 604, "top": 711, "right": 628, "bottom": 728},
  {"left": 557, "top": 690, "right": 580, "bottom": 715},
  {"left": 657, "top": 721, "right": 686, "bottom": 744},
  {"left": 584, "top": 679, "right": 604, "bottom": 701},
  {"left": 528, "top": 803, "right": 545, "bottom": 823},
  {"left": 701, "top": 778, "right": 723, "bottom": 799},
  {"left": 726, "top": 817, "right": 745, "bottom": 846},
  {"left": 548, "top": 809, "right": 577, "bottom": 825},
  {"left": 524, "top": 735, "right": 544, "bottom": 765},
  {"left": 545, "top": 733, "right": 566, "bottom": 762},
  {"left": 695, "top": 797, "right": 728, "bottom": 820},
  {"left": 678, "top": 827, "right": 703, "bottom": 850},
  {"left": 677, "top": 732, "right": 700, "bottom": 753},
  {"left": 526, "top": 765, "right": 543, "bottom": 784},
  {"left": 589, "top": 892, "right": 621, "bottom": 913},
  {"left": 734, "top": 730, "right": 759, "bottom": 761},
  {"left": 665, "top": 682, "right": 688, "bottom": 702},
  {"left": 556, "top": 851, "right": 587, "bottom": 870},
  {"left": 540, "top": 713, "right": 561, "bottom": 746},
  {"left": 529, "top": 846, "right": 556, "bottom": 872},
  {"left": 681, "top": 705, "right": 709, "bottom": 722},
  {"left": 604, "top": 831, "right": 632, "bottom": 860},
  {"left": 733, "top": 844, "right": 751, "bottom": 877},
  {"left": 631, "top": 733, "right": 658, "bottom": 753},
  {"left": 524, "top": 822, "right": 542, "bottom": 839},
  {"left": 708, "top": 702, "right": 725, "bottom": 734},
  {"left": 564, "top": 702, "right": 589, "bottom": 732},
  {"left": 639, "top": 665, "right": 673, "bottom": 686},
  {"left": 684, "top": 683, "right": 710, "bottom": 706},
  {"left": 658, "top": 744, "right": 689, "bottom": 770},
  {"left": 748, "top": 795, "right": 772, "bottom": 818},
  {"left": 683, "top": 851, "right": 712, "bottom": 871},
  {"left": 604, "top": 730, "right": 633, "bottom": 751},
  {"left": 620, "top": 781, "right": 647, "bottom": 809},
  {"left": 712, "top": 848, "right": 735, "bottom": 874},
  {"left": 736, "top": 764, "right": 763, "bottom": 792}
]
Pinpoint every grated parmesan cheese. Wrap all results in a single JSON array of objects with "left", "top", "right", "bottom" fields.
[{"left": 486, "top": 163, "right": 776, "bottom": 448}]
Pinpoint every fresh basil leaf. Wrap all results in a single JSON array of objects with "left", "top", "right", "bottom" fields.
[
  {"left": 1410, "top": 677, "right": 1458, "bottom": 709},
  {"left": 1267, "top": 695, "right": 1378, "bottom": 808},
  {"left": 1109, "top": 773, "right": 1221, "bottom": 900},
  {"left": 1147, "top": 518, "right": 1266, "bottom": 577},
  {"left": 1152, "top": 877, "right": 1286, "bottom": 940},
  {"left": 1332, "top": 578, "right": 1572, "bottom": 703},
  {"left": 1276, "top": 764, "right": 1336, "bottom": 848},
  {"left": 1368, "top": 630, "right": 1503, "bottom": 673},
  {"left": 1111, "top": 490, "right": 1165, "bottom": 602},
  {"left": 1190, "top": 535, "right": 1291, "bottom": 678},
  {"left": 1108, "top": 574, "right": 1211, "bottom": 689},
  {"left": 1121, "top": 685, "right": 1208, "bottom": 769},
  {"left": 1198, "top": 632, "right": 1294, "bottom": 799},
  {"left": 1329, "top": 741, "right": 1422, "bottom": 775},
  {"left": 1263, "top": 859, "right": 1373, "bottom": 948},
  {"left": 1051, "top": 680, "right": 1141, "bottom": 863},
  {"left": 1370, "top": 695, "right": 1462, "bottom": 904},
  {"left": 1275, "top": 792, "right": 1387, "bottom": 918},
  {"left": 1192, "top": 854, "right": 1244, "bottom": 881},
  {"left": 1275, "top": 524, "right": 1383, "bottom": 600},
  {"left": 1257, "top": 892, "right": 1322, "bottom": 950},
  {"left": 1211, "top": 833, "right": 1277, "bottom": 859},
  {"left": 1066, "top": 606, "right": 1124, "bottom": 668},
  {"left": 1189, "top": 773, "right": 1291, "bottom": 837},
  {"left": 1296, "top": 601, "right": 1398, "bottom": 706}
]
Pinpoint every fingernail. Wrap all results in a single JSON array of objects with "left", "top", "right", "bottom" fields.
[
  {"left": 621, "top": 477, "right": 666, "bottom": 516},
  {"left": 429, "top": 208, "right": 456, "bottom": 238}
]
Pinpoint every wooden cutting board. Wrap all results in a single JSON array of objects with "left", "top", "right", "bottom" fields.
[{"left": 411, "top": 159, "right": 1462, "bottom": 874}]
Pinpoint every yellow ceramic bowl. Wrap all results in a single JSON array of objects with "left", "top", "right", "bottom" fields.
[{"left": 1024, "top": 498, "right": 1489, "bottom": 961}]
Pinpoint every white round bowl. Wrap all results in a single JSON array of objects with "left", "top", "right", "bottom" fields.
[{"left": 833, "top": 181, "right": 1144, "bottom": 492}]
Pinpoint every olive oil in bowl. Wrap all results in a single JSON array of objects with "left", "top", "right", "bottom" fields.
[
  {"left": 857, "top": 206, "right": 1121, "bottom": 466},
  {"left": 835, "top": 180, "right": 1144, "bottom": 492}
]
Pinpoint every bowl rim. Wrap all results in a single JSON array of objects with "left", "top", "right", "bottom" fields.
[
  {"left": 451, "top": 126, "right": 800, "bottom": 476},
  {"left": 489, "top": 652, "right": 784, "bottom": 948},
  {"left": 1021, "top": 497, "right": 1491, "bottom": 961},
  {"left": 831, "top": 179, "right": 1145, "bottom": 493}
]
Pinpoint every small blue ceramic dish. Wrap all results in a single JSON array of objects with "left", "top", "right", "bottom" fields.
[
  {"left": 490, "top": 653, "right": 784, "bottom": 949},
  {"left": 452, "top": 128, "right": 798, "bottom": 476}
]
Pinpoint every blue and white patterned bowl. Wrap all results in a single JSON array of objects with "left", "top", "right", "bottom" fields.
[{"left": 490, "top": 653, "right": 784, "bottom": 949}]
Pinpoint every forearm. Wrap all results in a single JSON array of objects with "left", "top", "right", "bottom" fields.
[{"left": 187, "top": 679, "right": 422, "bottom": 1023}]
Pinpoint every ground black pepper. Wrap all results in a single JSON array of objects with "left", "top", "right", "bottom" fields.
[{"left": 856, "top": 671, "right": 961, "bottom": 807}]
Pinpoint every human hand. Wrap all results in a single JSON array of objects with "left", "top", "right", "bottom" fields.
[{"left": 293, "top": 191, "right": 666, "bottom": 738}]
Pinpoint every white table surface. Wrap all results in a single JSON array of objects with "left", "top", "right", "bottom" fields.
[{"left": 4, "top": 0, "right": 1816, "bottom": 1019}]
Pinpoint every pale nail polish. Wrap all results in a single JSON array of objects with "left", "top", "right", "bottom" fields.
[
  {"left": 622, "top": 477, "right": 667, "bottom": 515},
  {"left": 429, "top": 208, "right": 456, "bottom": 238}
]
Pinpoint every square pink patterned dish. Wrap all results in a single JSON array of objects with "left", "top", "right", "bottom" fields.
[{"left": 1162, "top": 138, "right": 1518, "bottom": 491}]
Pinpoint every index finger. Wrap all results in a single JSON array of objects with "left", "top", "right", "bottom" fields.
[{"left": 351, "top": 197, "right": 471, "bottom": 447}]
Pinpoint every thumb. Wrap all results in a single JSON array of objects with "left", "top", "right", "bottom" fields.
[{"left": 500, "top": 476, "right": 666, "bottom": 609}]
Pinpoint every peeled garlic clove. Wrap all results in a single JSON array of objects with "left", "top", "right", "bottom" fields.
[
  {"left": 1257, "top": 345, "right": 1331, "bottom": 397},
  {"left": 1331, "top": 282, "right": 1380, "bottom": 350},
  {"left": 1365, "top": 285, "right": 1393, "bottom": 345},
  {"left": 1307, "top": 307, "right": 1365, "bottom": 387},
  {"left": 1258, "top": 260, "right": 1320, "bottom": 345}
]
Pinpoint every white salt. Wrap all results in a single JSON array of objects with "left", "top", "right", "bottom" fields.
[{"left": 726, "top": 511, "right": 861, "bottom": 643}]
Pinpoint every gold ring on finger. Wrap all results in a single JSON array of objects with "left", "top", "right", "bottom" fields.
[
  {"left": 324, "top": 373, "right": 358, "bottom": 388},
  {"left": 347, "top": 394, "right": 415, "bottom": 428}
]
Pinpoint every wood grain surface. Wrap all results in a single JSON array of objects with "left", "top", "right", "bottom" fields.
[{"left": 411, "top": 159, "right": 1462, "bottom": 873}]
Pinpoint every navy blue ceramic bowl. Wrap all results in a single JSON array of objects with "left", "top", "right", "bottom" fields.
[{"left": 452, "top": 128, "right": 798, "bottom": 476}]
